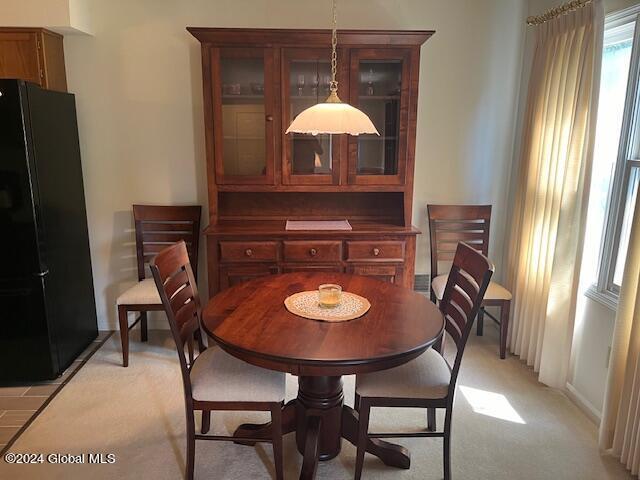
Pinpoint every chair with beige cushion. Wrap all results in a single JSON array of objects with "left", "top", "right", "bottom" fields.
[
  {"left": 354, "top": 242, "right": 494, "bottom": 480},
  {"left": 151, "top": 241, "right": 285, "bottom": 480},
  {"left": 116, "top": 205, "right": 201, "bottom": 367},
  {"left": 428, "top": 204, "right": 512, "bottom": 358}
]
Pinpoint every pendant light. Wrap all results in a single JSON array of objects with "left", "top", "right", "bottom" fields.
[{"left": 285, "top": 0, "right": 379, "bottom": 136}]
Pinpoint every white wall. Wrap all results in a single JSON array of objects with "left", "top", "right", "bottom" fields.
[
  {"left": 53, "top": 0, "right": 527, "bottom": 329},
  {"left": 2, "top": 0, "right": 91, "bottom": 33}
]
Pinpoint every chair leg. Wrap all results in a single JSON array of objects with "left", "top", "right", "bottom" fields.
[
  {"left": 427, "top": 408, "right": 436, "bottom": 432},
  {"left": 433, "top": 332, "right": 444, "bottom": 355},
  {"left": 443, "top": 405, "right": 452, "bottom": 480},
  {"left": 271, "top": 403, "right": 284, "bottom": 480},
  {"left": 354, "top": 392, "right": 361, "bottom": 412},
  {"left": 195, "top": 329, "right": 206, "bottom": 354},
  {"left": 476, "top": 307, "right": 484, "bottom": 336},
  {"left": 186, "top": 407, "right": 196, "bottom": 480},
  {"left": 354, "top": 400, "right": 370, "bottom": 480},
  {"left": 201, "top": 410, "right": 210, "bottom": 434},
  {"left": 140, "top": 312, "right": 148, "bottom": 342},
  {"left": 117, "top": 305, "right": 129, "bottom": 367},
  {"left": 500, "top": 300, "right": 511, "bottom": 359}
]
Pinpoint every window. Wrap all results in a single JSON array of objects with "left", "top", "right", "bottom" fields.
[{"left": 586, "top": 6, "right": 640, "bottom": 309}]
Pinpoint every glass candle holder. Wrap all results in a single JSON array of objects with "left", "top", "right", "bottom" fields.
[{"left": 318, "top": 284, "right": 342, "bottom": 308}]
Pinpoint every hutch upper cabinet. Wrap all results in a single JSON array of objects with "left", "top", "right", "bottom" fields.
[{"left": 188, "top": 28, "right": 433, "bottom": 294}]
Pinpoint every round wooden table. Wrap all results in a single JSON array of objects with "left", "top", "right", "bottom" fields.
[{"left": 202, "top": 272, "right": 444, "bottom": 479}]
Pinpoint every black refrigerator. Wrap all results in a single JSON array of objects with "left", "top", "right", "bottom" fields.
[{"left": 0, "top": 79, "right": 98, "bottom": 382}]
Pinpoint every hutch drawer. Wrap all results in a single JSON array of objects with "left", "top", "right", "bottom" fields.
[
  {"left": 219, "top": 241, "right": 279, "bottom": 263},
  {"left": 346, "top": 241, "right": 405, "bottom": 262},
  {"left": 283, "top": 241, "right": 342, "bottom": 263}
]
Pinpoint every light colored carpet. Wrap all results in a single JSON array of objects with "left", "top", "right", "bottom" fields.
[{"left": 0, "top": 326, "right": 633, "bottom": 480}]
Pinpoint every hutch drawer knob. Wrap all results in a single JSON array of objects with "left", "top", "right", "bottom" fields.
[
  {"left": 309, "top": 248, "right": 318, "bottom": 257},
  {"left": 245, "top": 248, "right": 253, "bottom": 257},
  {"left": 372, "top": 248, "right": 380, "bottom": 256},
  {"left": 266, "top": 114, "right": 274, "bottom": 122}
]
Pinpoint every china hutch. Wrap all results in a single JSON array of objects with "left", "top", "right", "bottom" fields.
[{"left": 188, "top": 28, "right": 433, "bottom": 295}]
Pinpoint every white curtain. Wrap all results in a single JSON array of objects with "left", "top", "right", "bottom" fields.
[
  {"left": 599, "top": 191, "right": 640, "bottom": 476},
  {"left": 505, "top": 1, "right": 603, "bottom": 388}
]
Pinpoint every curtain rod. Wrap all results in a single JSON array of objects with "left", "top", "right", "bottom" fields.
[{"left": 526, "top": 0, "right": 593, "bottom": 26}]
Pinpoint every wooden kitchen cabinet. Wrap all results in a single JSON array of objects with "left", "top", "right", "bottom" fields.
[{"left": 0, "top": 28, "right": 67, "bottom": 92}]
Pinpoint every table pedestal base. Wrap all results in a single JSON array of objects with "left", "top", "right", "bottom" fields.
[{"left": 233, "top": 375, "right": 410, "bottom": 479}]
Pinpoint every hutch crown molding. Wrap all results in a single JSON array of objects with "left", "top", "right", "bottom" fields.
[{"left": 188, "top": 28, "right": 433, "bottom": 295}]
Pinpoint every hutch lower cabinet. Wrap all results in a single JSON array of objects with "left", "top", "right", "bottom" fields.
[
  {"left": 188, "top": 28, "right": 433, "bottom": 295},
  {"left": 208, "top": 226, "right": 418, "bottom": 293}
]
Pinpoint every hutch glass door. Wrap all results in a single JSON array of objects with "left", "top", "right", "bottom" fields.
[
  {"left": 214, "top": 47, "right": 275, "bottom": 184},
  {"left": 282, "top": 48, "right": 346, "bottom": 185},
  {"left": 348, "top": 49, "right": 410, "bottom": 185}
]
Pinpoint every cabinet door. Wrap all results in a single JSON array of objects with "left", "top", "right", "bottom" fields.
[
  {"left": 281, "top": 48, "right": 348, "bottom": 185},
  {"left": 0, "top": 32, "right": 41, "bottom": 86},
  {"left": 348, "top": 49, "right": 411, "bottom": 185},
  {"left": 212, "top": 47, "right": 276, "bottom": 185},
  {"left": 219, "top": 264, "right": 279, "bottom": 290},
  {"left": 347, "top": 264, "right": 402, "bottom": 284}
]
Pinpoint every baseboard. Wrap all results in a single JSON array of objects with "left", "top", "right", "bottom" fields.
[
  {"left": 565, "top": 382, "right": 601, "bottom": 425},
  {"left": 414, "top": 274, "right": 430, "bottom": 292},
  {"left": 144, "top": 318, "right": 170, "bottom": 330}
]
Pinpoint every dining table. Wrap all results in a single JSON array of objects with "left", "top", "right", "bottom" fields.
[{"left": 201, "top": 272, "right": 445, "bottom": 479}]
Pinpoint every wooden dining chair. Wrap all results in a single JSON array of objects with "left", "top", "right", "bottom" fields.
[
  {"left": 428, "top": 204, "right": 512, "bottom": 358},
  {"left": 116, "top": 205, "right": 201, "bottom": 367},
  {"left": 150, "top": 241, "right": 286, "bottom": 480},
  {"left": 354, "top": 242, "right": 494, "bottom": 480}
]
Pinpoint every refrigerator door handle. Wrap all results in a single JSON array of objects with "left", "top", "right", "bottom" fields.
[{"left": 33, "top": 270, "right": 49, "bottom": 277}]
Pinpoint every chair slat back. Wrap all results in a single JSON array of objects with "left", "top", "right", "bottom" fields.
[
  {"left": 150, "top": 241, "right": 203, "bottom": 385},
  {"left": 427, "top": 205, "right": 491, "bottom": 278},
  {"left": 440, "top": 242, "right": 494, "bottom": 389},
  {"left": 133, "top": 205, "right": 201, "bottom": 281}
]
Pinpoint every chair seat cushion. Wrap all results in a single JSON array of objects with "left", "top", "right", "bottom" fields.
[
  {"left": 431, "top": 274, "right": 512, "bottom": 301},
  {"left": 116, "top": 278, "right": 161, "bottom": 306},
  {"left": 190, "top": 346, "right": 286, "bottom": 403},
  {"left": 356, "top": 348, "right": 451, "bottom": 400}
]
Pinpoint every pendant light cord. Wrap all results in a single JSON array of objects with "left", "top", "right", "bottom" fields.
[
  {"left": 321, "top": 0, "right": 343, "bottom": 103},
  {"left": 284, "top": 0, "right": 379, "bottom": 134},
  {"left": 330, "top": 0, "right": 338, "bottom": 93}
]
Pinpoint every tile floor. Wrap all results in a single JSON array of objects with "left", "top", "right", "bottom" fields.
[{"left": 0, "top": 331, "right": 112, "bottom": 452}]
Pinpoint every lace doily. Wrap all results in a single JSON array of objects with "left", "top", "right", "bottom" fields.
[{"left": 284, "top": 290, "right": 371, "bottom": 322}]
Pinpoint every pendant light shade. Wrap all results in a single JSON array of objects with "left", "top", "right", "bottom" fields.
[
  {"left": 285, "top": 0, "right": 379, "bottom": 137},
  {"left": 285, "top": 94, "right": 379, "bottom": 136}
]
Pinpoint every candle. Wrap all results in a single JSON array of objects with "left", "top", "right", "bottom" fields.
[{"left": 318, "top": 284, "right": 342, "bottom": 308}]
